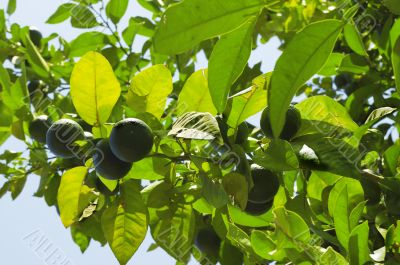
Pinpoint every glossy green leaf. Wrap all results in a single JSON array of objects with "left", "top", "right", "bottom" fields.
[
  {"left": 320, "top": 247, "right": 348, "bottom": 265},
  {"left": 57, "top": 167, "right": 88, "bottom": 227},
  {"left": 153, "top": 0, "right": 265, "bottom": 54},
  {"left": 251, "top": 230, "right": 275, "bottom": 259},
  {"left": 150, "top": 203, "right": 195, "bottom": 263},
  {"left": 318, "top": 53, "right": 345, "bottom": 76},
  {"left": 46, "top": 3, "right": 75, "bottom": 24},
  {"left": 222, "top": 172, "right": 248, "bottom": 210},
  {"left": 126, "top": 157, "right": 171, "bottom": 180},
  {"left": 253, "top": 139, "right": 299, "bottom": 171},
  {"left": 339, "top": 54, "right": 369, "bottom": 74},
  {"left": 69, "top": 32, "right": 108, "bottom": 57},
  {"left": 70, "top": 51, "right": 121, "bottom": 126},
  {"left": 344, "top": 23, "right": 367, "bottom": 57},
  {"left": 274, "top": 207, "right": 310, "bottom": 241},
  {"left": 70, "top": 5, "right": 98, "bottom": 29},
  {"left": 177, "top": 69, "right": 217, "bottom": 115},
  {"left": 227, "top": 205, "right": 273, "bottom": 227},
  {"left": 6, "top": 0, "right": 16, "bottom": 15},
  {"left": 269, "top": 20, "right": 343, "bottom": 137},
  {"left": 102, "top": 180, "right": 148, "bottom": 265},
  {"left": 209, "top": 19, "right": 255, "bottom": 113},
  {"left": 227, "top": 73, "right": 270, "bottom": 128},
  {"left": 126, "top": 65, "right": 173, "bottom": 119},
  {"left": 348, "top": 222, "right": 370, "bottom": 265},
  {"left": 106, "top": 0, "right": 129, "bottom": 24},
  {"left": 332, "top": 186, "right": 351, "bottom": 250},
  {"left": 384, "top": 0, "right": 400, "bottom": 15},
  {"left": 295, "top": 95, "right": 358, "bottom": 137},
  {"left": 23, "top": 32, "right": 50, "bottom": 78}
]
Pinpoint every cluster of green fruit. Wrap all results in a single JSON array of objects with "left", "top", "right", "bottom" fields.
[{"left": 28, "top": 116, "right": 154, "bottom": 182}]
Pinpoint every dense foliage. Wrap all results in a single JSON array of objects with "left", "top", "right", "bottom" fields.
[{"left": 1, "top": 0, "right": 400, "bottom": 264}]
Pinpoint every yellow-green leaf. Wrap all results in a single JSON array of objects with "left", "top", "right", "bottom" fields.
[
  {"left": 57, "top": 166, "right": 88, "bottom": 227},
  {"left": 126, "top": 65, "right": 173, "bottom": 119},
  {"left": 70, "top": 51, "right": 121, "bottom": 126},
  {"left": 102, "top": 180, "right": 148, "bottom": 265},
  {"left": 177, "top": 69, "right": 217, "bottom": 115}
]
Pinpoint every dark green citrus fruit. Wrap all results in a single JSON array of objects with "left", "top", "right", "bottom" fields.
[
  {"left": 109, "top": 118, "right": 154, "bottom": 162},
  {"left": 245, "top": 200, "right": 273, "bottom": 216},
  {"left": 77, "top": 119, "right": 92, "bottom": 132},
  {"left": 235, "top": 122, "right": 249, "bottom": 145},
  {"left": 28, "top": 80, "right": 43, "bottom": 94},
  {"left": 93, "top": 139, "right": 132, "bottom": 180},
  {"left": 96, "top": 177, "right": 119, "bottom": 196},
  {"left": 46, "top": 119, "right": 85, "bottom": 158},
  {"left": 260, "top": 105, "right": 301, "bottom": 140},
  {"left": 248, "top": 164, "right": 279, "bottom": 204},
  {"left": 195, "top": 228, "right": 221, "bottom": 256},
  {"left": 29, "top": 28, "right": 42, "bottom": 47},
  {"left": 360, "top": 129, "right": 384, "bottom": 152},
  {"left": 29, "top": 115, "right": 52, "bottom": 144}
]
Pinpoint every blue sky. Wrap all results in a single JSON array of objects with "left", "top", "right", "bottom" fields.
[{"left": 0, "top": 1, "right": 281, "bottom": 264}]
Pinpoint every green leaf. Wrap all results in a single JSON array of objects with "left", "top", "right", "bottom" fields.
[
  {"left": 106, "top": 0, "right": 129, "bottom": 24},
  {"left": 384, "top": 0, "right": 400, "bottom": 15},
  {"left": 227, "top": 72, "right": 270, "bottom": 128},
  {"left": 102, "top": 180, "right": 148, "bottom": 265},
  {"left": 295, "top": 95, "right": 358, "bottom": 137},
  {"left": 348, "top": 222, "right": 370, "bottom": 265},
  {"left": 253, "top": 139, "right": 299, "bottom": 171},
  {"left": 70, "top": 51, "right": 121, "bottom": 126},
  {"left": 23, "top": 31, "right": 50, "bottom": 78},
  {"left": 250, "top": 230, "right": 275, "bottom": 259},
  {"left": 222, "top": 172, "right": 248, "bottom": 210},
  {"left": 6, "top": 0, "right": 16, "bottom": 15},
  {"left": 208, "top": 19, "right": 255, "bottom": 113},
  {"left": 320, "top": 247, "right": 348, "bottom": 265},
  {"left": 339, "top": 54, "right": 369, "bottom": 74},
  {"left": 318, "top": 53, "right": 345, "bottom": 76},
  {"left": 153, "top": 0, "right": 265, "bottom": 54},
  {"left": 392, "top": 37, "right": 400, "bottom": 95},
  {"left": 57, "top": 167, "right": 88, "bottom": 227},
  {"left": 227, "top": 204, "right": 273, "bottom": 228},
  {"left": 269, "top": 20, "right": 343, "bottom": 137},
  {"left": 149, "top": 203, "right": 195, "bottom": 263},
  {"left": 69, "top": 32, "right": 108, "bottom": 58},
  {"left": 328, "top": 178, "right": 364, "bottom": 218},
  {"left": 70, "top": 5, "right": 98, "bottom": 29},
  {"left": 71, "top": 225, "right": 91, "bottom": 253},
  {"left": 344, "top": 23, "right": 368, "bottom": 57},
  {"left": 126, "top": 65, "right": 173, "bottom": 119},
  {"left": 332, "top": 185, "right": 351, "bottom": 250},
  {"left": 46, "top": 3, "right": 75, "bottom": 24},
  {"left": 126, "top": 157, "right": 171, "bottom": 181},
  {"left": 177, "top": 69, "right": 217, "bottom": 115},
  {"left": 2, "top": 65, "right": 28, "bottom": 111},
  {"left": 273, "top": 207, "right": 310, "bottom": 247}
]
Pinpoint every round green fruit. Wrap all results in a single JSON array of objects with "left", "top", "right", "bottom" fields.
[
  {"left": 235, "top": 122, "right": 249, "bottom": 145},
  {"left": 248, "top": 164, "right": 280, "bottom": 204},
  {"left": 29, "top": 115, "right": 52, "bottom": 144},
  {"left": 245, "top": 200, "right": 273, "bottom": 216},
  {"left": 29, "top": 28, "right": 42, "bottom": 47},
  {"left": 28, "top": 80, "right": 43, "bottom": 94},
  {"left": 260, "top": 106, "right": 301, "bottom": 140},
  {"left": 93, "top": 139, "right": 132, "bottom": 180},
  {"left": 46, "top": 119, "right": 85, "bottom": 158},
  {"left": 195, "top": 228, "right": 221, "bottom": 256},
  {"left": 96, "top": 178, "right": 119, "bottom": 196},
  {"left": 109, "top": 118, "right": 154, "bottom": 163}
]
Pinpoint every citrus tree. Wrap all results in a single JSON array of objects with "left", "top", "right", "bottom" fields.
[{"left": 1, "top": 0, "right": 400, "bottom": 264}]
